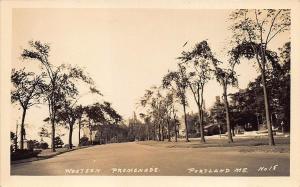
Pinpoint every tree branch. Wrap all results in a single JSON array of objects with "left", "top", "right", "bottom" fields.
[{"left": 265, "top": 10, "right": 282, "bottom": 44}]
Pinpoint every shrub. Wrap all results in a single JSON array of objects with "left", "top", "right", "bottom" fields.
[
  {"left": 39, "top": 142, "right": 49, "bottom": 149},
  {"left": 79, "top": 136, "right": 89, "bottom": 146},
  {"left": 11, "top": 149, "right": 41, "bottom": 161}
]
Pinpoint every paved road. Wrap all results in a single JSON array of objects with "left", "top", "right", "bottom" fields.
[{"left": 11, "top": 142, "right": 289, "bottom": 176}]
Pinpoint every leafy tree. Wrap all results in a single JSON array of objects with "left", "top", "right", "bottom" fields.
[
  {"left": 58, "top": 87, "right": 102, "bottom": 149},
  {"left": 184, "top": 40, "right": 238, "bottom": 143},
  {"left": 83, "top": 101, "right": 122, "bottom": 144},
  {"left": 185, "top": 113, "right": 199, "bottom": 137},
  {"left": 56, "top": 100, "right": 77, "bottom": 149},
  {"left": 99, "top": 102, "right": 123, "bottom": 143},
  {"left": 209, "top": 96, "right": 226, "bottom": 136},
  {"left": 230, "top": 88, "right": 261, "bottom": 131},
  {"left": 212, "top": 64, "right": 238, "bottom": 142},
  {"left": 163, "top": 91, "right": 177, "bottom": 141},
  {"left": 21, "top": 41, "right": 94, "bottom": 151},
  {"left": 139, "top": 113, "right": 151, "bottom": 141},
  {"left": 100, "top": 101, "right": 122, "bottom": 125},
  {"left": 139, "top": 86, "right": 176, "bottom": 141},
  {"left": 11, "top": 68, "right": 44, "bottom": 149},
  {"left": 162, "top": 65, "right": 190, "bottom": 142},
  {"left": 84, "top": 103, "right": 105, "bottom": 144},
  {"left": 229, "top": 42, "right": 290, "bottom": 132},
  {"left": 178, "top": 41, "right": 213, "bottom": 142},
  {"left": 276, "top": 42, "right": 290, "bottom": 131},
  {"left": 140, "top": 86, "right": 165, "bottom": 141},
  {"left": 229, "top": 9, "right": 290, "bottom": 145},
  {"left": 128, "top": 113, "right": 145, "bottom": 141}
]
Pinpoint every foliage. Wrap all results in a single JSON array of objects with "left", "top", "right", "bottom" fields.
[
  {"left": 162, "top": 65, "right": 190, "bottom": 141},
  {"left": 229, "top": 9, "right": 290, "bottom": 145},
  {"left": 11, "top": 149, "right": 41, "bottom": 161},
  {"left": 21, "top": 40, "right": 98, "bottom": 151},
  {"left": 54, "top": 136, "right": 64, "bottom": 148},
  {"left": 38, "top": 127, "right": 50, "bottom": 138},
  {"left": 11, "top": 132, "right": 16, "bottom": 141},
  {"left": 11, "top": 68, "right": 45, "bottom": 149},
  {"left": 178, "top": 40, "right": 214, "bottom": 142},
  {"left": 39, "top": 142, "right": 49, "bottom": 149},
  {"left": 11, "top": 69, "right": 45, "bottom": 107},
  {"left": 79, "top": 136, "right": 90, "bottom": 146}
]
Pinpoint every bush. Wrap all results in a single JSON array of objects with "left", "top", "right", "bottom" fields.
[
  {"left": 11, "top": 149, "right": 42, "bottom": 161},
  {"left": 79, "top": 136, "right": 90, "bottom": 146},
  {"left": 39, "top": 142, "right": 49, "bottom": 149},
  {"left": 27, "top": 140, "right": 39, "bottom": 150},
  {"left": 54, "top": 136, "right": 64, "bottom": 148}
]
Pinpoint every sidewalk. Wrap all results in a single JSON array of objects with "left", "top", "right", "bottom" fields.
[{"left": 11, "top": 146, "right": 89, "bottom": 165}]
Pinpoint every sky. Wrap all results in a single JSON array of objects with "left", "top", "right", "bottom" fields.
[{"left": 11, "top": 8, "right": 288, "bottom": 145}]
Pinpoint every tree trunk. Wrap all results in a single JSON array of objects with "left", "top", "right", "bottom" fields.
[
  {"left": 68, "top": 124, "right": 73, "bottom": 149},
  {"left": 223, "top": 83, "right": 233, "bottom": 143},
  {"left": 147, "top": 123, "right": 150, "bottom": 141},
  {"left": 183, "top": 103, "right": 189, "bottom": 142},
  {"left": 197, "top": 104, "right": 205, "bottom": 143},
  {"left": 158, "top": 123, "right": 161, "bottom": 141},
  {"left": 161, "top": 123, "right": 165, "bottom": 141},
  {"left": 100, "top": 131, "right": 102, "bottom": 144},
  {"left": 89, "top": 119, "right": 93, "bottom": 145},
  {"left": 261, "top": 70, "right": 275, "bottom": 145},
  {"left": 174, "top": 123, "right": 178, "bottom": 142},
  {"left": 167, "top": 117, "right": 171, "bottom": 142},
  {"left": 173, "top": 108, "right": 178, "bottom": 142},
  {"left": 15, "top": 123, "right": 19, "bottom": 151},
  {"left": 153, "top": 124, "right": 156, "bottom": 141},
  {"left": 256, "top": 114, "right": 260, "bottom": 129},
  {"left": 78, "top": 120, "right": 81, "bottom": 146},
  {"left": 199, "top": 87, "right": 206, "bottom": 142},
  {"left": 51, "top": 115, "right": 56, "bottom": 152},
  {"left": 20, "top": 108, "right": 27, "bottom": 150}
]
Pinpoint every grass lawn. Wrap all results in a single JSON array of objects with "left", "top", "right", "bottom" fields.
[{"left": 137, "top": 135, "right": 290, "bottom": 153}]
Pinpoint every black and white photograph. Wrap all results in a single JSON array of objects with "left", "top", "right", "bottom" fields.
[{"left": 1, "top": 0, "right": 300, "bottom": 187}]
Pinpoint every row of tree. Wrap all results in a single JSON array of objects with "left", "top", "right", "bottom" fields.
[
  {"left": 137, "top": 9, "right": 290, "bottom": 145},
  {"left": 11, "top": 41, "right": 123, "bottom": 152},
  {"left": 11, "top": 9, "right": 290, "bottom": 150}
]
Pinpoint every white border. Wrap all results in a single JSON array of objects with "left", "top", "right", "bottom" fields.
[{"left": 1, "top": 1, "right": 300, "bottom": 187}]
